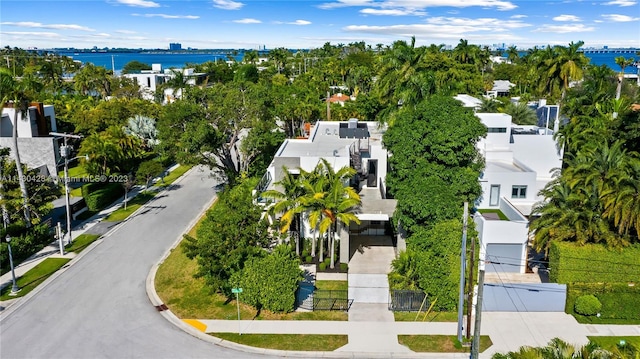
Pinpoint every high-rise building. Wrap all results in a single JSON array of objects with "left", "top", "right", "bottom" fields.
[{"left": 169, "top": 43, "right": 182, "bottom": 51}]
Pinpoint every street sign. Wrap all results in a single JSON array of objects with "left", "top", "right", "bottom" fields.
[{"left": 232, "top": 287, "right": 243, "bottom": 294}]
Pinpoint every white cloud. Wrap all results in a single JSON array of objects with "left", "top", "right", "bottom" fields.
[
  {"left": 289, "top": 20, "right": 312, "bottom": 25},
  {"left": 1, "top": 31, "right": 61, "bottom": 38},
  {"left": 132, "top": 13, "right": 200, "bottom": 19},
  {"left": 0, "top": 21, "right": 94, "bottom": 31},
  {"left": 319, "top": 0, "right": 516, "bottom": 11},
  {"left": 601, "top": 14, "right": 640, "bottom": 22},
  {"left": 426, "top": 16, "right": 531, "bottom": 29},
  {"left": 233, "top": 18, "right": 261, "bottom": 24},
  {"left": 553, "top": 14, "right": 581, "bottom": 21},
  {"left": 115, "top": 0, "right": 160, "bottom": 8},
  {"left": 360, "top": 8, "right": 427, "bottom": 16},
  {"left": 603, "top": 0, "right": 637, "bottom": 6},
  {"left": 511, "top": 14, "right": 527, "bottom": 19},
  {"left": 115, "top": 30, "right": 137, "bottom": 34},
  {"left": 343, "top": 23, "right": 522, "bottom": 42},
  {"left": 533, "top": 23, "right": 595, "bottom": 33},
  {"left": 212, "top": 0, "right": 244, "bottom": 10}
]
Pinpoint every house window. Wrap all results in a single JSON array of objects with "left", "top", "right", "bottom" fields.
[
  {"left": 512, "top": 185, "right": 527, "bottom": 199},
  {"left": 487, "top": 127, "right": 507, "bottom": 133}
]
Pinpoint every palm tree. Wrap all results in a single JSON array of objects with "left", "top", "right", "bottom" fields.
[
  {"left": 506, "top": 45, "right": 519, "bottom": 64},
  {"left": 261, "top": 166, "right": 307, "bottom": 254},
  {"left": 0, "top": 68, "right": 32, "bottom": 226},
  {"left": 613, "top": 56, "right": 635, "bottom": 119},
  {"left": 503, "top": 102, "right": 538, "bottom": 125},
  {"left": 545, "top": 41, "right": 589, "bottom": 100},
  {"left": 243, "top": 50, "right": 259, "bottom": 65},
  {"left": 601, "top": 158, "right": 640, "bottom": 237}
]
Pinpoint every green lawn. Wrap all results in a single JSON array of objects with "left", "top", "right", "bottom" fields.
[
  {"left": 588, "top": 336, "right": 640, "bottom": 351},
  {"left": 0, "top": 258, "right": 71, "bottom": 300},
  {"left": 104, "top": 192, "right": 155, "bottom": 222},
  {"left": 398, "top": 335, "right": 492, "bottom": 353},
  {"left": 155, "top": 242, "right": 347, "bottom": 321},
  {"left": 394, "top": 311, "right": 459, "bottom": 322},
  {"left": 65, "top": 234, "right": 101, "bottom": 253},
  {"left": 477, "top": 209, "right": 509, "bottom": 220},
  {"left": 157, "top": 165, "right": 192, "bottom": 187},
  {"left": 59, "top": 165, "right": 87, "bottom": 178},
  {"left": 315, "top": 280, "right": 347, "bottom": 291},
  {"left": 211, "top": 333, "right": 348, "bottom": 351}
]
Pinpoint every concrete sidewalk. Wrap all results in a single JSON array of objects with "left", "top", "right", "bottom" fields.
[
  {"left": 0, "top": 164, "right": 183, "bottom": 309},
  {"left": 182, "top": 313, "right": 640, "bottom": 358}
]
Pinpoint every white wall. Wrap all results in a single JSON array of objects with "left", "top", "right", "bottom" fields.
[
  {"left": 474, "top": 213, "right": 528, "bottom": 273},
  {"left": 478, "top": 168, "right": 537, "bottom": 208}
]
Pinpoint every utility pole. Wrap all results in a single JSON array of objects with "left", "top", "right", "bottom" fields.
[
  {"left": 50, "top": 132, "right": 83, "bottom": 245},
  {"left": 326, "top": 91, "right": 331, "bottom": 121},
  {"left": 457, "top": 202, "right": 468, "bottom": 342},
  {"left": 466, "top": 228, "right": 476, "bottom": 339},
  {"left": 471, "top": 268, "right": 485, "bottom": 359}
]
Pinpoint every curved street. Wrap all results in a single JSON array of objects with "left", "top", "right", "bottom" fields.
[{"left": 0, "top": 167, "right": 273, "bottom": 359}]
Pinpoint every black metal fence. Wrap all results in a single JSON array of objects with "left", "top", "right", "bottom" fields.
[
  {"left": 388, "top": 290, "right": 427, "bottom": 311},
  {"left": 296, "top": 285, "right": 353, "bottom": 311}
]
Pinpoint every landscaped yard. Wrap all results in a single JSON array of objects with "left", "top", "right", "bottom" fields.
[
  {"left": 155, "top": 242, "right": 348, "bottom": 321},
  {"left": 210, "top": 333, "right": 348, "bottom": 351},
  {"left": 398, "top": 335, "right": 492, "bottom": 353},
  {"left": 156, "top": 165, "right": 192, "bottom": 187},
  {"left": 0, "top": 258, "right": 71, "bottom": 300}
]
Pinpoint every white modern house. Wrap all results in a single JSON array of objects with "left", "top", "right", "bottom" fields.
[
  {"left": 0, "top": 102, "right": 60, "bottom": 177},
  {"left": 455, "top": 95, "right": 564, "bottom": 274},
  {"left": 124, "top": 64, "right": 207, "bottom": 103},
  {"left": 255, "top": 119, "right": 397, "bottom": 265}
]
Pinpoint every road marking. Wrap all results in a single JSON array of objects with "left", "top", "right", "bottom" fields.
[{"left": 183, "top": 319, "right": 207, "bottom": 332}]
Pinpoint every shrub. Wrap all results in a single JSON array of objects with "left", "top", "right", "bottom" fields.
[
  {"left": 230, "top": 245, "right": 302, "bottom": 312},
  {"left": 305, "top": 255, "right": 312, "bottom": 263},
  {"left": 319, "top": 262, "right": 327, "bottom": 271},
  {"left": 301, "top": 249, "right": 310, "bottom": 258},
  {"left": 549, "top": 242, "right": 640, "bottom": 284},
  {"left": 574, "top": 295, "right": 602, "bottom": 316},
  {"left": 1, "top": 223, "right": 52, "bottom": 275},
  {"left": 323, "top": 258, "right": 331, "bottom": 266},
  {"left": 340, "top": 263, "right": 348, "bottom": 272},
  {"left": 567, "top": 283, "right": 640, "bottom": 320},
  {"left": 82, "top": 182, "right": 124, "bottom": 212}
]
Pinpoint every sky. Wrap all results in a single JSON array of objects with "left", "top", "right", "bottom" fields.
[{"left": 0, "top": 0, "right": 639, "bottom": 50}]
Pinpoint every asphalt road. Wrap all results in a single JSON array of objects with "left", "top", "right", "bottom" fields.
[{"left": 0, "top": 166, "right": 273, "bottom": 359}]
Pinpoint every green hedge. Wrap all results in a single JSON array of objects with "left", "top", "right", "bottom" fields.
[
  {"left": 81, "top": 182, "right": 125, "bottom": 212},
  {"left": 567, "top": 283, "right": 640, "bottom": 321},
  {"left": 0, "top": 224, "right": 53, "bottom": 275},
  {"left": 549, "top": 242, "right": 640, "bottom": 284}
]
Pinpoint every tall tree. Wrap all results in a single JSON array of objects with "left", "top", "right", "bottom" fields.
[{"left": 0, "top": 68, "right": 32, "bottom": 226}]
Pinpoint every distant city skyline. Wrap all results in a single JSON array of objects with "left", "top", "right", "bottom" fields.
[{"left": 1, "top": 0, "right": 639, "bottom": 50}]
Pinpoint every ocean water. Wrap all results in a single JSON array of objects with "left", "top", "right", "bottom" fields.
[{"left": 58, "top": 49, "right": 639, "bottom": 74}]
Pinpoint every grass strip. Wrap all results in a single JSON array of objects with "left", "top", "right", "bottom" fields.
[
  {"left": 104, "top": 192, "right": 156, "bottom": 222},
  {"left": 0, "top": 258, "right": 71, "bottom": 300},
  {"left": 210, "top": 333, "right": 348, "bottom": 351},
  {"left": 65, "top": 234, "right": 101, "bottom": 254},
  {"left": 157, "top": 165, "right": 192, "bottom": 187},
  {"left": 394, "top": 311, "right": 459, "bottom": 322},
  {"left": 315, "top": 280, "right": 348, "bottom": 291},
  {"left": 398, "top": 335, "right": 492, "bottom": 353},
  {"left": 477, "top": 208, "right": 509, "bottom": 220},
  {"left": 587, "top": 336, "right": 640, "bottom": 351}
]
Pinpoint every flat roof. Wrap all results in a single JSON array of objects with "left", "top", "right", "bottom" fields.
[{"left": 277, "top": 121, "right": 385, "bottom": 158}]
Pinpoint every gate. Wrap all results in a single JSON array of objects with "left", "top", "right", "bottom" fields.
[
  {"left": 388, "top": 290, "right": 427, "bottom": 311},
  {"left": 295, "top": 286, "right": 353, "bottom": 311}
]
